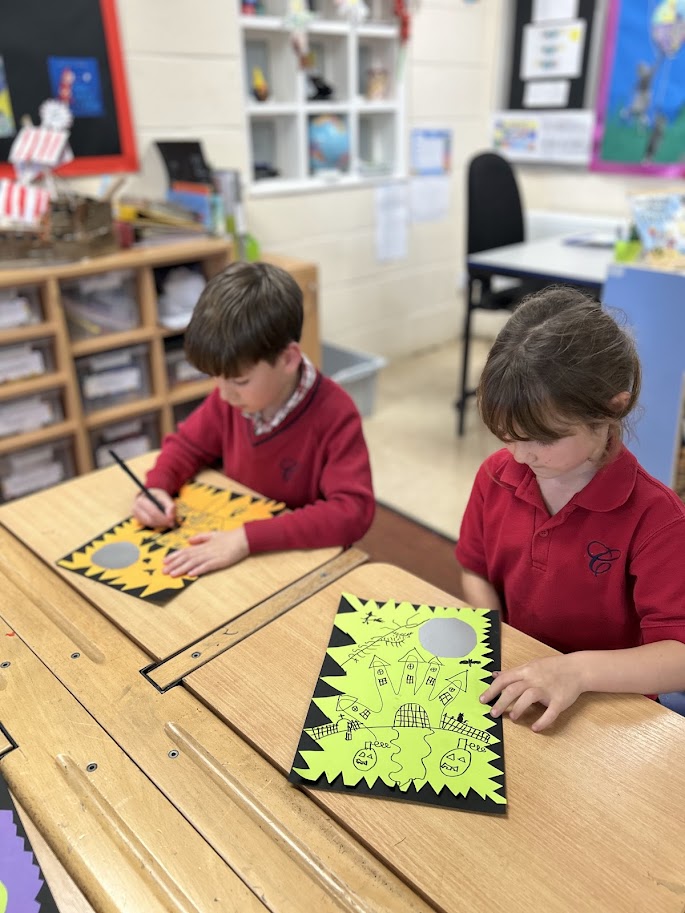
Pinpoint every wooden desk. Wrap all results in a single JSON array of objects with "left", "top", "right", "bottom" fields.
[
  {"left": 0, "top": 453, "right": 351, "bottom": 661},
  {"left": 186, "top": 562, "right": 685, "bottom": 913},
  {"left": 2, "top": 471, "right": 685, "bottom": 912},
  {"left": 0, "top": 515, "right": 433, "bottom": 911}
]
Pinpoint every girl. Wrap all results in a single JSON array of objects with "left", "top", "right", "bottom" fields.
[{"left": 455, "top": 286, "right": 685, "bottom": 731}]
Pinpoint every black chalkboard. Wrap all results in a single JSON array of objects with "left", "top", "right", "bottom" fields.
[{"left": 0, "top": 0, "right": 136, "bottom": 174}]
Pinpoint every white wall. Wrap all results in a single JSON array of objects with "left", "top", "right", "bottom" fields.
[{"left": 73, "top": 1, "right": 671, "bottom": 359}]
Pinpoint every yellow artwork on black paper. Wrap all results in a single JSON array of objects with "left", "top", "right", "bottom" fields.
[{"left": 57, "top": 481, "right": 285, "bottom": 605}]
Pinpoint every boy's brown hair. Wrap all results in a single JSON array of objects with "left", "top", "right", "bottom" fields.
[
  {"left": 184, "top": 261, "right": 303, "bottom": 377},
  {"left": 478, "top": 285, "right": 642, "bottom": 444}
]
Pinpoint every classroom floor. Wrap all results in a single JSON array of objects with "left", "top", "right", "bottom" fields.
[{"left": 361, "top": 338, "right": 500, "bottom": 540}]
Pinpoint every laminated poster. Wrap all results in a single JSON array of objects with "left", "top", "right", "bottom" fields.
[
  {"left": 289, "top": 594, "right": 507, "bottom": 815},
  {"left": 57, "top": 481, "right": 285, "bottom": 605}
]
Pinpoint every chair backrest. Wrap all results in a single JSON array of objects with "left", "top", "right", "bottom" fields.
[{"left": 467, "top": 151, "right": 525, "bottom": 255}]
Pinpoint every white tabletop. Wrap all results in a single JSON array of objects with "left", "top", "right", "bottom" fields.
[{"left": 467, "top": 236, "right": 614, "bottom": 287}]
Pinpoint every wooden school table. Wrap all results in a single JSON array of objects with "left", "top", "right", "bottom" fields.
[{"left": 1, "top": 463, "right": 685, "bottom": 912}]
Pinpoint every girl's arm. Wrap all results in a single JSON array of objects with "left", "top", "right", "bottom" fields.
[
  {"left": 482, "top": 639, "right": 685, "bottom": 732},
  {"left": 575, "top": 639, "right": 685, "bottom": 695},
  {"left": 458, "top": 566, "right": 502, "bottom": 613}
]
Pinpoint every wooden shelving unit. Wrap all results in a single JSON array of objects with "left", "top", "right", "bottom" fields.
[{"left": 0, "top": 238, "right": 321, "bottom": 501}]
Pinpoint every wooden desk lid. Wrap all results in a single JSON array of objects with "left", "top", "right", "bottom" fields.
[{"left": 0, "top": 453, "right": 339, "bottom": 659}]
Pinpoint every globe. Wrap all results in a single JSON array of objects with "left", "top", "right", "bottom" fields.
[{"left": 308, "top": 114, "right": 349, "bottom": 174}]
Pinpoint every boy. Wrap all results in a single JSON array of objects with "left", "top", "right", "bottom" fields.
[{"left": 133, "top": 261, "right": 375, "bottom": 577}]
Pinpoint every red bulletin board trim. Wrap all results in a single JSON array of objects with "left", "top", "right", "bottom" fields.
[{"left": 0, "top": 0, "right": 138, "bottom": 178}]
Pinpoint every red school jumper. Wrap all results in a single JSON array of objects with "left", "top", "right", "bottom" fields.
[
  {"left": 146, "top": 372, "right": 375, "bottom": 553},
  {"left": 455, "top": 447, "right": 685, "bottom": 653}
]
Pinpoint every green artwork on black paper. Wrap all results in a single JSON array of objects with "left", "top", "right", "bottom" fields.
[{"left": 289, "top": 593, "right": 507, "bottom": 815}]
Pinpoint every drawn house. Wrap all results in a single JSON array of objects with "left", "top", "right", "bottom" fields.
[
  {"left": 437, "top": 670, "right": 468, "bottom": 706},
  {"left": 399, "top": 648, "right": 424, "bottom": 690},
  {"left": 370, "top": 655, "right": 392, "bottom": 688}
]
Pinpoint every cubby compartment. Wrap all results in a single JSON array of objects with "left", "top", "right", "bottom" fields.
[
  {"left": 244, "top": 31, "right": 298, "bottom": 104},
  {"left": 0, "top": 336, "right": 55, "bottom": 384},
  {"left": 61, "top": 269, "right": 139, "bottom": 341},
  {"left": 0, "top": 437, "right": 75, "bottom": 502},
  {"left": 90, "top": 414, "right": 161, "bottom": 469},
  {"left": 358, "top": 111, "right": 397, "bottom": 174},
  {"left": 357, "top": 36, "right": 397, "bottom": 100},
  {"left": 155, "top": 262, "right": 206, "bottom": 330},
  {"left": 0, "top": 389, "right": 64, "bottom": 438},
  {"left": 76, "top": 343, "right": 151, "bottom": 414},
  {"left": 250, "top": 114, "right": 301, "bottom": 182},
  {"left": 164, "top": 336, "right": 208, "bottom": 388},
  {"left": 0, "top": 285, "right": 43, "bottom": 329},
  {"left": 307, "top": 33, "right": 349, "bottom": 104},
  {"left": 240, "top": 0, "right": 288, "bottom": 16},
  {"left": 308, "top": 112, "right": 350, "bottom": 176}
]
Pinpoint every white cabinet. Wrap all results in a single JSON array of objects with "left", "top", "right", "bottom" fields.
[{"left": 239, "top": 0, "right": 405, "bottom": 194}]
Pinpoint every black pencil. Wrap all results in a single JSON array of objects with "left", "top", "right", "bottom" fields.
[{"left": 108, "top": 449, "right": 168, "bottom": 515}]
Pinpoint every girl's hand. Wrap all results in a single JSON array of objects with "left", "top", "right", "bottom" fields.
[
  {"left": 133, "top": 489, "right": 176, "bottom": 529},
  {"left": 162, "top": 527, "right": 249, "bottom": 578},
  {"left": 480, "top": 654, "right": 586, "bottom": 733}
]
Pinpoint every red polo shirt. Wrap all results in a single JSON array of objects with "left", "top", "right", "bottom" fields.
[{"left": 455, "top": 447, "right": 685, "bottom": 654}]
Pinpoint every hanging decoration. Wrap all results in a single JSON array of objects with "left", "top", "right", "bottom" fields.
[
  {"left": 394, "top": 0, "right": 412, "bottom": 43},
  {"left": 393, "top": 0, "right": 420, "bottom": 78},
  {"left": 283, "top": 0, "right": 316, "bottom": 68}
]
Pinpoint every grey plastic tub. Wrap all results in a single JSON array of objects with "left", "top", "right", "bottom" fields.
[{"left": 322, "top": 342, "right": 387, "bottom": 418}]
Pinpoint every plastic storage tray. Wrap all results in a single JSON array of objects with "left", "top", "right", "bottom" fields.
[
  {"left": 76, "top": 344, "right": 151, "bottom": 414},
  {"left": 90, "top": 413, "right": 160, "bottom": 468},
  {"left": 0, "top": 336, "right": 55, "bottom": 384},
  {"left": 61, "top": 270, "right": 139, "bottom": 340},
  {"left": 165, "top": 339, "right": 208, "bottom": 387},
  {"left": 0, "top": 286, "right": 43, "bottom": 329},
  {"left": 0, "top": 389, "right": 64, "bottom": 438},
  {"left": 322, "top": 342, "right": 386, "bottom": 418},
  {"left": 0, "top": 437, "right": 74, "bottom": 502}
]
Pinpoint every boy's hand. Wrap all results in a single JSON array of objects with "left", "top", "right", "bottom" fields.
[
  {"left": 162, "top": 527, "right": 249, "bottom": 578},
  {"left": 480, "top": 654, "right": 586, "bottom": 733},
  {"left": 133, "top": 488, "right": 176, "bottom": 528}
]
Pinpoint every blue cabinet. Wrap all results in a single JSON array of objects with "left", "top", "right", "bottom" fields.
[{"left": 602, "top": 265, "right": 685, "bottom": 487}]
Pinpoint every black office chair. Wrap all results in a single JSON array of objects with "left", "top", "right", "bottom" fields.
[{"left": 456, "top": 151, "right": 542, "bottom": 436}]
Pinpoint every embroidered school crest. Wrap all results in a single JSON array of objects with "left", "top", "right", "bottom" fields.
[{"left": 586, "top": 540, "right": 621, "bottom": 576}]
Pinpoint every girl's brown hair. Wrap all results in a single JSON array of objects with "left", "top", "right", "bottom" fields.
[
  {"left": 184, "top": 261, "right": 303, "bottom": 377},
  {"left": 477, "top": 286, "right": 641, "bottom": 444}
]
